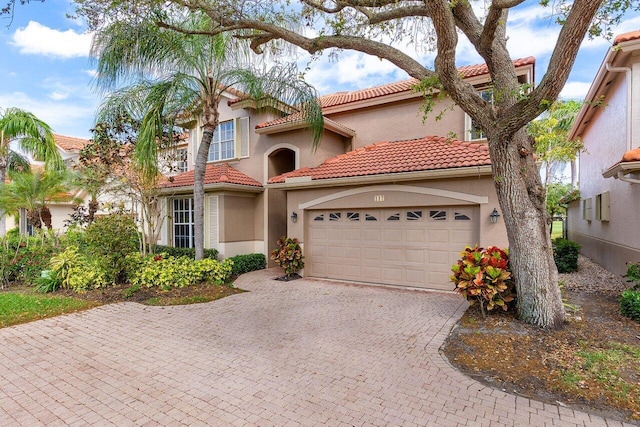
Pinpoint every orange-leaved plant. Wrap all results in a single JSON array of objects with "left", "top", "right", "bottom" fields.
[
  {"left": 271, "top": 237, "right": 305, "bottom": 279},
  {"left": 450, "top": 245, "right": 515, "bottom": 317}
]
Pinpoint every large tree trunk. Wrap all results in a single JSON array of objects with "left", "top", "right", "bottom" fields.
[
  {"left": 570, "top": 159, "right": 578, "bottom": 190},
  {"left": 489, "top": 128, "right": 565, "bottom": 329}
]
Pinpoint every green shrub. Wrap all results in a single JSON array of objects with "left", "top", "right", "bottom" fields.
[
  {"left": 130, "top": 255, "right": 233, "bottom": 290},
  {"left": 229, "top": 253, "right": 266, "bottom": 276},
  {"left": 552, "top": 238, "right": 581, "bottom": 273},
  {"left": 5, "top": 240, "right": 60, "bottom": 285},
  {"left": 271, "top": 237, "right": 304, "bottom": 278},
  {"left": 620, "top": 289, "right": 640, "bottom": 322},
  {"left": 86, "top": 215, "right": 140, "bottom": 283},
  {"left": 624, "top": 261, "right": 640, "bottom": 290},
  {"left": 59, "top": 226, "right": 87, "bottom": 251},
  {"left": 152, "top": 245, "right": 218, "bottom": 260},
  {"left": 48, "top": 246, "right": 110, "bottom": 292},
  {"left": 451, "top": 245, "right": 515, "bottom": 317},
  {"left": 34, "top": 270, "right": 61, "bottom": 293}
]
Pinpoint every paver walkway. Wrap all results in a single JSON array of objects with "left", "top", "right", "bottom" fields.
[{"left": 0, "top": 269, "right": 634, "bottom": 426}]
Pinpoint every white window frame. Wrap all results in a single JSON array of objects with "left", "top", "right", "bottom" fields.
[
  {"left": 173, "top": 197, "right": 194, "bottom": 248},
  {"left": 466, "top": 89, "right": 493, "bottom": 141},
  {"left": 208, "top": 120, "right": 235, "bottom": 162},
  {"left": 176, "top": 147, "right": 188, "bottom": 173},
  {"left": 205, "top": 117, "right": 250, "bottom": 163}
]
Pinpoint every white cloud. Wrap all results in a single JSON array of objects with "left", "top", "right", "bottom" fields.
[
  {"left": 83, "top": 69, "right": 98, "bottom": 78},
  {"left": 10, "top": 21, "right": 92, "bottom": 58},
  {"left": 0, "top": 90, "right": 97, "bottom": 138},
  {"left": 559, "top": 82, "right": 592, "bottom": 100},
  {"left": 48, "top": 91, "right": 69, "bottom": 101}
]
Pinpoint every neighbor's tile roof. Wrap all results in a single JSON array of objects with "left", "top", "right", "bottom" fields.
[
  {"left": 162, "top": 163, "right": 262, "bottom": 188},
  {"left": 256, "top": 57, "right": 535, "bottom": 130},
  {"left": 614, "top": 31, "right": 640, "bottom": 45},
  {"left": 54, "top": 134, "right": 89, "bottom": 152},
  {"left": 267, "top": 135, "right": 491, "bottom": 183}
]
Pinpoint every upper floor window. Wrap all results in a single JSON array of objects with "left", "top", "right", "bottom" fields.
[
  {"left": 208, "top": 120, "right": 235, "bottom": 161},
  {"left": 176, "top": 148, "right": 188, "bottom": 173},
  {"left": 467, "top": 89, "right": 493, "bottom": 141},
  {"left": 205, "top": 117, "right": 250, "bottom": 162}
]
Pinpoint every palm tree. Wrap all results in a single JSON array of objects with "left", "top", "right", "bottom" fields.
[
  {"left": 0, "top": 168, "right": 79, "bottom": 231},
  {"left": 91, "top": 13, "right": 323, "bottom": 259},
  {"left": 0, "top": 107, "right": 63, "bottom": 235}
]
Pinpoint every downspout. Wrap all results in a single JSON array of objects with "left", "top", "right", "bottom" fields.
[{"left": 606, "top": 63, "right": 639, "bottom": 184}]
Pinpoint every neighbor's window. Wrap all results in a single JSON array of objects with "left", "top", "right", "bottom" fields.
[
  {"left": 175, "top": 147, "right": 188, "bottom": 173},
  {"left": 595, "top": 192, "right": 610, "bottom": 222},
  {"left": 582, "top": 197, "right": 592, "bottom": 221}
]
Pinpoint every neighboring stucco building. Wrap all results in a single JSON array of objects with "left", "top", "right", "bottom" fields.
[
  {"left": 159, "top": 57, "right": 536, "bottom": 290},
  {"left": 567, "top": 31, "right": 640, "bottom": 276},
  {"left": 7, "top": 134, "right": 89, "bottom": 233}
]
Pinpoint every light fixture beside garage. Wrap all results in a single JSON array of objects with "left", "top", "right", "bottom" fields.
[
  {"left": 291, "top": 211, "right": 298, "bottom": 222},
  {"left": 490, "top": 208, "right": 500, "bottom": 223}
]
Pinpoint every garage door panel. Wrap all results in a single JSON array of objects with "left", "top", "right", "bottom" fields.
[
  {"left": 343, "top": 246, "right": 362, "bottom": 259},
  {"left": 405, "top": 249, "right": 425, "bottom": 263},
  {"left": 363, "top": 247, "right": 382, "bottom": 261},
  {"left": 363, "top": 229, "right": 382, "bottom": 241},
  {"left": 382, "top": 229, "right": 403, "bottom": 242},
  {"left": 404, "top": 229, "right": 426, "bottom": 243},
  {"left": 428, "top": 229, "right": 450, "bottom": 244},
  {"left": 307, "top": 207, "right": 476, "bottom": 289}
]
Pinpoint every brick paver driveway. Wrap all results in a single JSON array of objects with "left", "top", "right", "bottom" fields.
[{"left": 0, "top": 269, "right": 633, "bottom": 426}]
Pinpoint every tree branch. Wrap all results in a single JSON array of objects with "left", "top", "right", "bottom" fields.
[{"left": 500, "top": 0, "right": 602, "bottom": 134}]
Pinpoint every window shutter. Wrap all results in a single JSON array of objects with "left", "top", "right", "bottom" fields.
[
  {"left": 209, "top": 195, "right": 219, "bottom": 248},
  {"left": 235, "top": 117, "right": 250, "bottom": 158}
]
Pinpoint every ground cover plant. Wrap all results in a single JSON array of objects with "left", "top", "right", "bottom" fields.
[{"left": 443, "top": 256, "right": 640, "bottom": 423}]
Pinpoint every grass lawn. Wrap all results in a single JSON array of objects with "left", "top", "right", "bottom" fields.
[
  {"left": 551, "top": 220, "right": 563, "bottom": 239},
  {"left": 0, "top": 292, "right": 100, "bottom": 328}
]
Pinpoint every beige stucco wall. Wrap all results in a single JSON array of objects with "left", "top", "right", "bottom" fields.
[
  {"left": 567, "top": 58, "right": 640, "bottom": 275},
  {"left": 282, "top": 175, "right": 507, "bottom": 251},
  {"left": 325, "top": 96, "right": 465, "bottom": 148},
  {"left": 219, "top": 194, "right": 257, "bottom": 243}
]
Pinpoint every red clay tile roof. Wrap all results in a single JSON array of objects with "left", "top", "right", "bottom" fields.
[
  {"left": 267, "top": 135, "right": 491, "bottom": 184},
  {"left": 54, "top": 134, "right": 89, "bottom": 152},
  {"left": 162, "top": 163, "right": 262, "bottom": 188},
  {"left": 614, "top": 31, "right": 640, "bottom": 45},
  {"left": 256, "top": 57, "right": 534, "bottom": 130}
]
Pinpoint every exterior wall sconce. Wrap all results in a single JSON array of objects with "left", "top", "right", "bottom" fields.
[
  {"left": 291, "top": 211, "right": 298, "bottom": 223},
  {"left": 490, "top": 208, "right": 500, "bottom": 223}
]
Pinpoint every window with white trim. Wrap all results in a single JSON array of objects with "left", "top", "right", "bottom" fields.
[
  {"left": 466, "top": 89, "right": 493, "bottom": 141},
  {"left": 176, "top": 148, "right": 188, "bottom": 173},
  {"left": 173, "top": 198, "right": 194, "bottom": 248},
  {"left": 208, "top": 120, "right": 235, "bottom": 161},
  {"left": 206, "top": 117, "right": 250, "bottom": 162}
]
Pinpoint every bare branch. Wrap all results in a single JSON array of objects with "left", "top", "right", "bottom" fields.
[{"left": 365, "top": 5, "right": 431, "bottom": 25}]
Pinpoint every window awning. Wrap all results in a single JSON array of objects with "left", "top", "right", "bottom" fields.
[{"left": 602, "top": 160, "right": 640, "bottom": 184}]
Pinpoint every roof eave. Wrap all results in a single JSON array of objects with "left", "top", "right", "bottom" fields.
[
  {"left": 159, "top": 182, "right": 264, "bottom": 194},
  {"left": 266, "top": 164, "right": 493, "bottom": 189},
  {"left": 569, "top": 37, "right": 640, "bottom": 140},
  {"left": 256, "top": 118, "right": 356, "bottom": 138}
]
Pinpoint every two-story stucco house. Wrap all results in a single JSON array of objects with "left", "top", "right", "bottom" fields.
[
  {"left": 567, "top": 31, "right": 640, "bottom": 276},
  {"left": 158, "top": 57, "right": 535, "bottom": 290}
]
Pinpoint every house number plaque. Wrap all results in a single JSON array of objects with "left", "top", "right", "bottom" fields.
[{"left": 374, "top": 195, "right": 385, "bottom": 202}]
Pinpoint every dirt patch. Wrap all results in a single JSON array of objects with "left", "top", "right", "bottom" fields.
[{"left": 442, "top": 257, "right": 640, "bottom": 424}]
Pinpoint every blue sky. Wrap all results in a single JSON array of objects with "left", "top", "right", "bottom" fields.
[{"left": 1, "top": 0, "right": 639, "bottom": 140}]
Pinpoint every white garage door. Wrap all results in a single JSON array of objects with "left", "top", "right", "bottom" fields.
[{"left": 306, "top": 207, "right": 477, "bottom": 290}]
